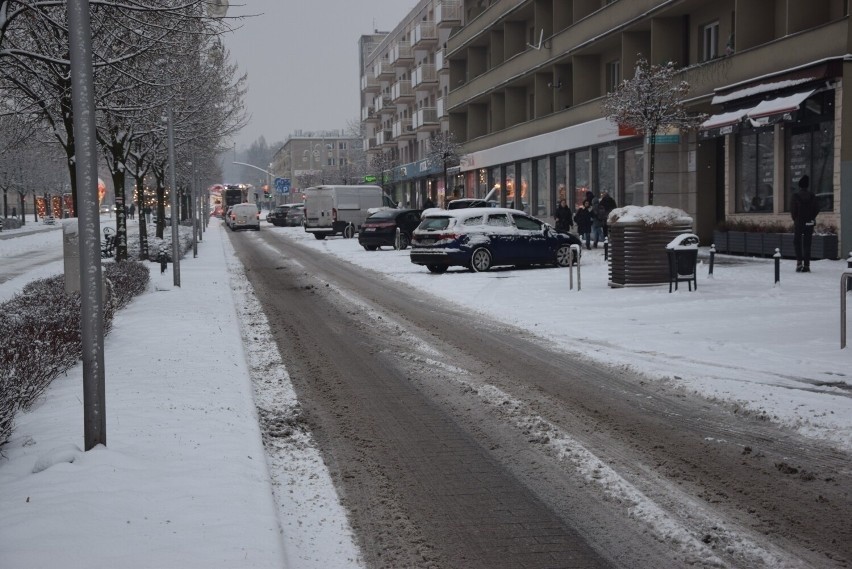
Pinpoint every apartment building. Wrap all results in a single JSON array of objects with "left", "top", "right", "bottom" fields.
[
  {"left": 445, "top": 0, "right": 849, "bottom": 255},
  {"left": 359, "top": 0, "right": 463, "bottom": 207},
  {"left": 270, "top": 130, "right": 362, "bottom": 203}
]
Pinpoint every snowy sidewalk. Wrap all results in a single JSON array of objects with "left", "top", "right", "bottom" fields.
[{"left": 0, "top": 224, "right": 287, "bottom": 568}]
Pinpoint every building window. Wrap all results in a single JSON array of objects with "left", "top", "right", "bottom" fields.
[
  {"left": 606, "top": 60, "right": 621, "bottom": 93},
  {"left": 702, "top": 21, "right": 720, "bottom": 61},
  {"left": 338, "top": 142, "right": 347, "bottom": 150},
  {"left": 787, "top": 92, "right": 835, "bottom": 212},
  {"left": 533, "top": 158, "right": 550, "bottom": 218},
  {"left": 596, "top": 144, "right": 617, "bottom": 198},
  {"left": 570, "top": 150, "right": 591, "bottom": 208},
  {"left": 621, "top": 146, "right": 645, "bottom": 206},
  {"left": 736, "top": 127, "right": 774, "bottom": 213}
]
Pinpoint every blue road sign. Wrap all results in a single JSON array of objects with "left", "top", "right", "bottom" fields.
[{"left": 274, "top": 177, "right": 291, "bottom": 195}]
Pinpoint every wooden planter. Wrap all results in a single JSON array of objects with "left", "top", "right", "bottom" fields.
[
  {"left": 608, "top": 221, "right": 694, "bottom": 287},
  {"left": 714, "top": 231, "right": 838, "bottom": 259}
]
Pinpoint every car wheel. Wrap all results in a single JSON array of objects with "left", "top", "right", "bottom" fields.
[
  {"left": 470, "top": 248, "right": 492, "bottom": 272},
  {"left": 426, "top": 264, "right": 448, "bottom": 274},
  {"left": 395, "top": 233, "right": 410, "bottom": 250},
  {"left": 313, "top": 233, "right": 326, "bottom": 240},
  {"left": 555, "top": 244, "right": 572, "bottom": 267},
  {"left": 363, "top": 245, "right": 378, "bottom": 251}
]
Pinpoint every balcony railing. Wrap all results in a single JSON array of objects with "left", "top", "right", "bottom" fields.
[
  {"left": 389, "top": 41, "right": 413, "bottom": 66},
  {"left": 361, "top": 105, "right": 376, "bottom": 121},
  {"left": 391, "top": 80, "right": 414, "bottom": 101},
  {"left": 363, "top": 137, "right": 377, "bottom": 151},
  {"left": 437, "top": 97, "right": 446, "bottom": 118},
  {"left": 392, "top": 118, "right": 414, "bottom": 139},
  {"left": 413, "top": 21, "right": 437, "bottom": 46},
  {"left": 374, "top": 93, "right": 394, "bottom": 114},
  {"left": 372, "top": 60, "right": 394, "bottom": 79},
  {"left": 376, "top": 129, "right": 394, "bottom": 146},
  {"left": 412, "top": 107, "right": 439, "bottom": 130},
  {"left": 411, "top": 64, "right": 437, "bottom": 89},
  {"left": 435, "top": 49, "right": 448, "bottom": 73},
  {"left": 435, "top": 1, "right": 461, "bottom": 28},
  {"left": 361, "top": 74, "right": 379, "bottom": 92}
]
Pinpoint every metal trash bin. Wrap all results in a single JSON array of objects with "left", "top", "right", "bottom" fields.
[{"left": 666, "top": 234, "right": 699, "bottom": 293}]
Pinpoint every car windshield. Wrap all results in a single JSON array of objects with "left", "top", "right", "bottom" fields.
[{"left": 418, "top": 216, "right": 453, "bottom": 231}]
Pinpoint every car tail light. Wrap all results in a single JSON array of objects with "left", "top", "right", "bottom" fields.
[
  {"left": 370, "top": 221, "right": 395, "bottom": 229},
  {"left": 332, "top": 208, "right": 338, "bottom": 222}
]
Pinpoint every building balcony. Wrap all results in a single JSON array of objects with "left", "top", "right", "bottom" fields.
[
  {"left": 374, "top": 93, "right": 395, "bottom": 115},
  {"left": 435, "top": 1, "right": 461, "bottom": 29},
  {"left": 363, "top": 137, "right": 377, "bottom": 151},
  {"left": 412, "top": 107, "right": 439, "bottom": 130},
  {"left": 361, "top": 73, "right": 379, "bottom": 93},
  {"left": 391, "top": 80, "right": 414, "bottom": 102},
  {"left": 411, "top": 64, "right": 437, "bottom": 90},
  {"left": 389, "top": 41, "right": 414, "bottom": 67},
  {"left": 437, "top": 97, "right": 446, "bottom": 118},
  {"left": 413, "top": 21, "right": 437, "bottom": 47},
  {"left": 392, "top": 118, "right": 415, "bottom": 139},
  {"left": 372, "top": 60, "right": 394, "bottom": 79},
  {"left": 376, "top": 129, "right": 394, "bottom": 147},
  {"left": 435, "top": 49, "right": 449, "bottom": 74},
  {"left": 361, "top": 105, "right": 377, "bottom": 122}
]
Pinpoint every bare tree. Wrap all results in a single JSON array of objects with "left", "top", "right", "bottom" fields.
[
  {"left": 426, "top": 131, "right": 462, "bottom": 198},
  {"left": 602, "top": 56, "right": 703, "bottom": 205}
]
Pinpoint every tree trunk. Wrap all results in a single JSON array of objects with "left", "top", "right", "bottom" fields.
[
  {"left": 155, "top": 170, "right": 166, "bottom": 240},
  {"left": 648, "top": 129, "right": 657, "bottom": 206},
  {"left": 18, "top": 192, "right": 26, "bottom": 226},
  {"left": 110, "top": 168, "right": 128, "bottom": 261},
  {"left": 135, "top": 176, "right": 149, "bottom": 260}
]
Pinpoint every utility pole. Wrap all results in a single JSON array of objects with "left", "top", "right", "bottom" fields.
[{"left": 67, "top": 0, "right": 106, "bottom": 450}]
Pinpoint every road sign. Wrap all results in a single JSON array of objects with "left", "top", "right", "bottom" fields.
[{"left": 274, "top": 177, "right": 290, "bottom": 195}]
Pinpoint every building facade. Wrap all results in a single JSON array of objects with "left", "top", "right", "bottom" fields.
[
  {"left": 359, "top": 0, "right": 463, "bottom": 208},
  {"left": 441, "top": 0, "right": 848, "bottom": 255},
  {"left": 270, "top": 130, "right": 363, "bottom": 204}
]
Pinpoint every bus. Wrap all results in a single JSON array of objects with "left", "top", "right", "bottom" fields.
[{"left": 222, "top": 184, "right": 247, "bottom": 213}]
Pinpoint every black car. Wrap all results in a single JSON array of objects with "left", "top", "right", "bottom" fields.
[
  {"left": 358, "top": 208, "right": 423, "bottom": 250},
  {"left": 283, "top": 204, "right": 305, "bottom": 226},
  {"left": 410, "top": 207, "right": 582, "bottom": 273},
  {"left": 266, "top": 205, "right": 288, "bottom": 225}
]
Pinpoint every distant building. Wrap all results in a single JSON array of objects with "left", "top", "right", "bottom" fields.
[{"left": 270, "top": 130, "right": 363, "bottom": 203}]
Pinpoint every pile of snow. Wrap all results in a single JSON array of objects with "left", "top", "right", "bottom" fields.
[{"left": 609, "top": 205, "right": 693, "bottom": 225}]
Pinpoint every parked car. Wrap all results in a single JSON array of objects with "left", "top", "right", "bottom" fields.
[
  {"left": 410, "top": 207, "right": 581, "bottom": 273},
  {"left": 266, "top": 205, "right": 289, "bottom": 226},
  {"left": 358, "top": 208, "right": 423, "bottom": 250},
  {"left": 284, "top": 204, "right": 305, "bottom": 226},
  {"left": 227, "top": 203, "right": 260, "bottom": 231}
]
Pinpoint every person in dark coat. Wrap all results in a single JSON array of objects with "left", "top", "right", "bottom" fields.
[
  {"left": 597, "top": 190, "right": 617, "bottom": 239},
  {"left": 423, "top": 197, "right": 436, "bottom": 209},
  {"left": 554, "top": 199, "right": 573, "bottom": 233},
  {"left": 574, "top": 199, "right": 594, "bottom": 250},
  {"left": 790, "top": 175, "right": 819, "bottom": 272}
]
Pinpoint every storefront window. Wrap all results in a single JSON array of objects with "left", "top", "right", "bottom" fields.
[
  {"left": 787, "top": 122, "right": 834, "bottom": 213},
  {"left": 477, "top": 168, "right": 488, "bottom": 197},
  {"left": 736, "top": 127, "right": 774, "bottom": 213},
  {"left": 570, "top": 150, "right": 591, "bottom": 208},
  {"left": 533, "top": 158, "right": 550, "bottom": 218},
  {"left": 488, "top": 166, "right": 501, "bottom": 203},
  {"left": 596, "top": 145, "right": 617, "bottom": 198},
  {"left": 519, "top": 161, "right": 531, "bottom": 212},
  {"left": 505, "top": 164, "right": 516, "bottom": 208},
  {"left": 553, "top": 153, "right": 567, "bottom": 207},
  {"left": 621, "top": 146, "right": 644, "bottom": 205}
]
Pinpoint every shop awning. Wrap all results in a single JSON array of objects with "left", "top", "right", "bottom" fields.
[
  {"left": 746, "top": 89, "right": 814, "bottom": 124},
  {"left": 699, "top": 108, "right": 752, "bottom": 139}
]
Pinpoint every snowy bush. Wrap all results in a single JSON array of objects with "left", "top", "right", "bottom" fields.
[{"left": 0, "top": 261, "right": 149, "bottom": 448}]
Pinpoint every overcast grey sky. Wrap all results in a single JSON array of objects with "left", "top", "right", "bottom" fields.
[{"left": 221, "top": 1, "right": 416, "bottom": 150}]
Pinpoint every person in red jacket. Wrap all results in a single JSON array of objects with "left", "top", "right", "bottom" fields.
[{"left": 790, "top": 175, "right": 820, "bottom": 273}]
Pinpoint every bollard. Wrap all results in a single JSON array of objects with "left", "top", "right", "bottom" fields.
[
  {"left": 708, "top": 244, "right": 716, "bottom": 278},
  {"left": 603, "top": 237, "right": 609, "bottom": 261},
  {"left": 773, "top": 248, "right": 781, "bottom": 285},
  {"left": 568, "top": 244, "right": 582, "bottom": 291},
  {"left": 842, "top": 270, "right": 852, "bottom": 348},
  {"left": 848, "top": 252, "right": 852, "bottom": 292}
]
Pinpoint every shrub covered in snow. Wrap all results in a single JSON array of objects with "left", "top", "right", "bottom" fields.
[{"left": 0, "top": 260, "right": 150, "bottom": 448}]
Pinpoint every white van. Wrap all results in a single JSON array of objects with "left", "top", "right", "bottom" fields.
[
  {"left": 303, "top": 185, "right": 396, "bottom": 239},
  {"left": 227, "top": 203, "right": 261, "bottom": 231}
]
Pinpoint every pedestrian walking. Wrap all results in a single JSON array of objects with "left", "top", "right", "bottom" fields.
[
  {"left": 144, "top": 205, "right": 152, "bottom": 224},
  {"left": 554, "top": 199, "right": 573, "bottom": 233},
  {"left": 423, "top": 197, "right": 436, "bottom": 209},
  {"left": 129, "top": 203, "right": 136, "bottom": 220},
  {"left": 790, "top": 175, "right": 819, "bottom": 272},
  {"left": 574, "top": 199, "right": 594, "bottom": 250}
]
